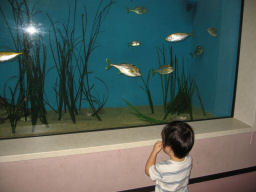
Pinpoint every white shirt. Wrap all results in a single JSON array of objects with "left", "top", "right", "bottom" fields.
[{"left": 149, "top": 155, "right": 192, "bottom": 192}]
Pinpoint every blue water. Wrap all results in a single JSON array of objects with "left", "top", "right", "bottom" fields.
[
  {"left": 0, "top": 0, "right": 242, "bottom": 121},
  {"left": 191, "top": 0, "right": 242, "bottom": 117}
]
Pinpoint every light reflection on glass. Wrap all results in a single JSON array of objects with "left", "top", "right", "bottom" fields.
[{"left": 23, "top": 24, "right": 40, "bottom": 35}]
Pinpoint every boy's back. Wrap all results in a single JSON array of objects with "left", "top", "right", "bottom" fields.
[
  {"left": 145, "top": 121, "right": 194, "bottom": 192},
  {"left": 149, "top": 155, "right": 192, "bottom": 192}
]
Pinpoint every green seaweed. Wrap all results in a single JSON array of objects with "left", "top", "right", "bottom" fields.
[
  {"left": 0, "top": 0, "right": 29, "bottom": 124},
  {"left": 122, "top": 98, "right": 165, "bottom": 124},
  {"left": 139, "top": 71, "right": 154, "bottom": 114},
  {"left": 3, "top": 78, "right": 24, "bottom": 133},
  {"left": 1, "top": 0, "right": 48, "bottom": 132},
  {"left": 48, "top": 0, "right": 112, "bottom": 122},
  {"left": 28, "top": 39, "right": 48, "bottom": 131},
  {"left": 163, "top": 58, "right": 206, "bottom": 120},
  {"left": 48, "top": 0, "right": 79, "bottom": 123},
  {"left": 76, "top": 0, "right": 114, "bottom": 121},
  {"left": 155, "top": 46, "right": 177, "bottom": 113},
  {"left": 5, "top": 88, "right": 20, "bottom": 134}
]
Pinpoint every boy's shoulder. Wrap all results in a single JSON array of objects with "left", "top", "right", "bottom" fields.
[
  {"left": 157, "top": 155, "right": 192, "bottom": 169},
  {"left": 158, "top": 160, "right": 173, "bottom": 166},
  {"left": 154, "top": 155, "right": 192, "bottom": 175}
]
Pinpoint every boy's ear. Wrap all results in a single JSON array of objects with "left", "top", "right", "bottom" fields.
[{"left": 164, "top": 146, "right": 172, "bottom": 154}]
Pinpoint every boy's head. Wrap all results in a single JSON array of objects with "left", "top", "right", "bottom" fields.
[{"left": 161, "top": 121, "right": 194, "bottom": 159}]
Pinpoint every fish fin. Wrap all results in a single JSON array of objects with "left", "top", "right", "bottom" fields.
[
  {"left": 105, "top": 58, "right": 112, "bottom": 70},
  {"left": 127, "top": 8, "right": 131, "bottom": 13}
]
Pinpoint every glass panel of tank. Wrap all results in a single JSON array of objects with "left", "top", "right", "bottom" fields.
[{"left": 0, "top": 0, "right": 242, "bottom": 138}]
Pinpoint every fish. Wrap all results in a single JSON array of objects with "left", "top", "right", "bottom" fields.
[
  {"left": 165, "top": 33, "right": 192, "bottom": 42},
  {"left": 0, "top": 51, "right": 23, "bottom": 62},
  {"left": 191, "top": 45, "right": 204, "bottom": 57},
  {"left": 152, "top": 65, "right": 174, "bottom": 76},
  {"left": 128, "top": 40, "right": 141, "bottom": 47},
  {"left": 127, "top": 6, "right": 147, "bottom": 15},
  {"left": 207, "top": 27, "right": 218, "bottom": 37},
  {"left": 106, "top": 58, "right": 141, "bottom": 77}
]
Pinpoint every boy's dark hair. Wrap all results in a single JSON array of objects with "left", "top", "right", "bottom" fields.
[{"left": 161, "top": 121, "right": 194, "bottom": 159}]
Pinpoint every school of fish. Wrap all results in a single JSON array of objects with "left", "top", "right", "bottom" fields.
[{"left": 0, "top": 5, "right": 218, "bottom": 80}]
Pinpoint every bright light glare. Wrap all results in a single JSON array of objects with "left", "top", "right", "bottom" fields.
[{"left": 25, "top": 25, "right": 39, "bottom": 35}]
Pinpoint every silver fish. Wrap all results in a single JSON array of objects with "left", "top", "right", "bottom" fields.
[
  {"left": 128, "top": 40, "right": 141, "bottom": 47},
  {"left": 165, "top": 32, "right": 192, "bottom": 42},
  {"left": 127, "top": 6, "right": 147, "bottom": 15},
  {"left": 207, "top": 27, "right": 218, "bottom": 37},
  {"left": 152, "top": 65, "right": 174, "bottom": 76},
  {"left": 0, "top": 51, "right": 23, "bottom": 62},
  {"left": 106, "top": 58, "right": 141, "bottom": 77}
]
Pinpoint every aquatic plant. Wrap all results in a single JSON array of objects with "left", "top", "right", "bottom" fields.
[
  {"left": 0, "top": 0, "right": 48, "bottom": 131},
  {"left": 155, "top": 46, "right": 177, "bottom": 113},
  {"left": 76, "top": 0, "right": 114, "bottom": 120},
  {"left": 48, "top": 0, "right": 113, "bottom": 122},
  {"left": 27, "top": 39, "right": 48, "bottom": 131},
  {"left": 0, "top": 0, "right": 29, "bottom": 123},
  {"left": 163, "top": 58, "right": 206, "bottom": 120},
  {"left": 48, "top": 0, "right": 79, "bottom": 123},
  {"left": 122, "top": 99, "right": 165, "bottom": 124},
  {"left": 3, "top": 79, "right": 24, "bottom": 133},
  {"left": 0, "top": 96, "right": 9, "bottom": 124},
  {"left": 5, "top": 88, "right": 20, "bottom": 133},
  {"left": 139, "top": 71, "right": 154, "bottom": 114}
]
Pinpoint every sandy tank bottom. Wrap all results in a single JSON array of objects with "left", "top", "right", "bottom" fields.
[{"left": 0, "top": 105, "right": 214, "bottom": 139}]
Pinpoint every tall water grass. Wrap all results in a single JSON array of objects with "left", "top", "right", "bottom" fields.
[
  {"left": 77, "top": 0, "right": 114, "bottom": 120},
  {"left": 164, "top": 58, "right": 206, "bottom": 120},
  {"left": 0, "top": 0, "right": 48, "bottom": 132},
  {"left": 155, "top": 46, "right": 177, "bottom": 113},
  {"left": 48, "top": 0, "right": 79, "bottom": 123},
  {"left": 124, "top": 46, "right": 205, "bottom": 123},
  {"left": 48, "top": 0, "right": 113, "bottom": 122},
  {"left": 28, "top": 39, "right": 48, "bottom": 131},
  {"left": 3, "top": 81, "right": 21, "bottom": 133},
  {"left": 139, "top": 72, "right": 154, "bottom": 114}
]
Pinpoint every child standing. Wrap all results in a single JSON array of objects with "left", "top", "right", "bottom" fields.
[{"left": 145, "top": 121, "right": 194, "bottom": 192}]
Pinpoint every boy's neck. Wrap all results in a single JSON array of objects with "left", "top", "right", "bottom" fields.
[
  {"left": 169, "top": 154, "right": 185, "bottom": 162},
  {"left": 164, "top": 146, "right": 186, "bottom": 162}
]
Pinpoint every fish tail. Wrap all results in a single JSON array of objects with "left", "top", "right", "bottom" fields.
[
  {"left": 127, "top": 8, "right": 130, "bottom": 13},
  {"left": 105, "top": 58, "right": 112, "bottom": 70}
]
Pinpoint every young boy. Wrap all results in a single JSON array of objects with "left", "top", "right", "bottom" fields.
[{"left": 145, "top": 121, "right": 194, "bottom": 192}]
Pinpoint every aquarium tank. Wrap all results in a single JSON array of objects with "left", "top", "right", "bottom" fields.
[{"left": 0, "top": 0, "right": 243, "bottom": 139}]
